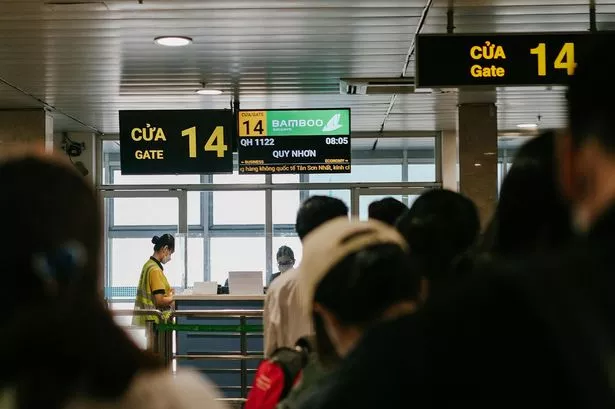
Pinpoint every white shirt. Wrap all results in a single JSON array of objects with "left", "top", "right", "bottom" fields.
[
  {"left": 263, "top": 266, "right": 313, "bottom": 357},
  {"left": 0, "top": 370, "right": 228, "bottom": 409}
]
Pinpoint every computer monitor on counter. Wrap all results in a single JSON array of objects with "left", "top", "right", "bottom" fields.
[{"left": 228, "top": 271, "right": 264, "bottom": 295}]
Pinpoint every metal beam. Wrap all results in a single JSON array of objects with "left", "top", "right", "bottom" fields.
[{"left": 98, "top": 181, "right": 442, "bottom": 192}]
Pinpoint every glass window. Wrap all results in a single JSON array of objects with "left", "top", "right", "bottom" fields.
[
  {"left": 273, "top": 174, "right": 300, "bottom": 184},
  {"left": 212, "top": 171, "right": 266, "bottom": 225},
  {"left": 209, "top": 237, "right": 266, "bottom": 286},
  {"left": 110, "top": 237, "right": 184, "bottom": 289},
  {"left": 308, "top": 164, "right": 402, "bottom": 183},
  {"left": 112, "top": 170, "right": 201, "bottom": 186},
  {"left": 213, "top": 171, "right": 265, "bottom": 184},
  {"left": 111, "top": 172, "right": 202, "bottom": 225},
  {"left": 187, "top": 192, "right": 202, "bottom": 226},
  {"left": 408, "top": 164, "right": 436, "bottom": 182},
  {"left": 113, "top": 197, "right": 179, "bottom": 226},
  {"left": 273, "top": 190, "right": 301, "bottom": 225},
  {"left": 187, "top": 236, "right": 205, "bottom": 286},
  {"left": 212, "top": 191, "right": 266, "bottom": 225}
]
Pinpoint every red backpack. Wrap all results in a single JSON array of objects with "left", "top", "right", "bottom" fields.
[{"left": 245, "top": 339, "right": 311, "bottom": 409}]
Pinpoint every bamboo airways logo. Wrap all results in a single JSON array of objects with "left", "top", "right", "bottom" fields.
[
  {"left": 271, "top": 113, "right": 342, "bottom": 132},
  {"left": 322, "top": 113, "right": 343, "bottom": 132},
  {"left": 268, "top": 110, "right": 348, "bottom": 136}
]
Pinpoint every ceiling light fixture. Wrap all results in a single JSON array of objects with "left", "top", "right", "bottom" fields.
[
  {"left": 196, "top": 88, "right": 222, "bottom": 95},
  {"left": 154, "top": 36, "right": 193, "bottom": 47},
  {"left": 516, "top": 123, "right": 538, "bottom": 129}
]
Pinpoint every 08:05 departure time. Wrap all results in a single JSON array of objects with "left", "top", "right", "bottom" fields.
[{"left": 325, "top": 137, "right": 349, "bottom": 145}]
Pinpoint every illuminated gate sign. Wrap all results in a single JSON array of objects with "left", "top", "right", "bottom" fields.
[{"left": 415, "top": 32, "right": 615, "bottom": 88}]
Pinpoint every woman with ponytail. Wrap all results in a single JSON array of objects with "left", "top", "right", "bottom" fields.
[
  {"left": 133, "top": 233, "right": 176, "bottom": 326},
  {"left": 0, "top": 148, "right": 226, "bottom": 409}
]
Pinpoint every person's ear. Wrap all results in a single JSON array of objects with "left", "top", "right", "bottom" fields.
[{"left": 313, "top": 302, "right": 342, "bottom": 342}]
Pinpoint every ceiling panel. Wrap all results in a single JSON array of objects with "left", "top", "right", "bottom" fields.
[{"left": 0, "top": 0, "right": 612, "bottom": 134}]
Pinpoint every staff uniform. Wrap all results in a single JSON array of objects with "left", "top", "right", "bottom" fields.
[{"left": 133, "top": 257, "right": 172, "bottom": 325}]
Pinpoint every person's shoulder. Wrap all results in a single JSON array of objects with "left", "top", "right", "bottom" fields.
[
  {"left": 123, "top": 369, "right": 228, "bottom": 409},
  {"left": 64, "top": 369, "right": 228, "bottom": 409},
  {"left": 163, "top": 370, "right": 228, "bottom": 408},
  {"left": 144, "top": 258, "right": 162, "bottom": 272},
  {"left": 267, "top": 267, "right": 300, "bottom": 294}
]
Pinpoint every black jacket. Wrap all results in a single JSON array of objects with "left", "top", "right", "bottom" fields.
[{"left": 300, "top": 205, "right": 615, "bottom": 409}]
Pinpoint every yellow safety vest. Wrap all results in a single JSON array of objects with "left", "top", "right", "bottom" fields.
[{"left": 133, "top": 258, "right": 171, "bottom": 326}]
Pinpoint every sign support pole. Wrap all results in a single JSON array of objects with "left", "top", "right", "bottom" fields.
[
  {"left": 589, "top": 0, "right": 597, "bottom": 32},
  {"left": 447, "top": 0, "right": 455, "bottom": 34}
]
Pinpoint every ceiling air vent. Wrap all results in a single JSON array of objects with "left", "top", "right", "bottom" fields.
[
  {"left": 340, "top": 77, "right": 417, "bottom": 95},
  {"left": 44, "top": 1, "right": 109, "bottom": 11}
]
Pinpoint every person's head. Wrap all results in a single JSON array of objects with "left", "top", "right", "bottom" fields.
[
  {"left": 152, "top": 234, "right": 175, "bottom": 264},
  {"left": 276, "top": 245, "right": 295, "bottom": 273},
  {"left": 368, "top": 197, "right": 408, "bottom": 226},
  {"left": 299, "top": 218, "right": 420, "bottom": 365},
  {"left": 563, "top": 36, "right": 615, "bottom": 232},
  {"left": 295, "top": 195, "right": 349, "bottom": 241},
  {"left": 492, "top": 132, "right": 572, "bottom": 255},
  {"left": 396, "top": 189, "right": 480, "bottom": 296},
  {"left": 1, "top": 151, "right": 101, "bottom": 315},
  {"left": 0, "top": 149, "right": 159, "bottom": 408}
]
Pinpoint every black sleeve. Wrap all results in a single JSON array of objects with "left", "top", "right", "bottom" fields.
[{"left": 152, "top": 289, "right": 165, "bottom": 296}]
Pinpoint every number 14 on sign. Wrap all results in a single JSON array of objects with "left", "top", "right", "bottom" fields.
[
  {"left": 181, "top": 126, "right": 228, "bottom": 158},
  {"left": 530, "top": 42, "right": 577, "bottom": 76}
]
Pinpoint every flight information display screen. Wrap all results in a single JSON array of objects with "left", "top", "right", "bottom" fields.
[{"left": 237, "top": 108, "right": 351, "bottom": 174}]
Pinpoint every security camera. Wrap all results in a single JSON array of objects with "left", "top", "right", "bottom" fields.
[
  {"left": 73, "top": 161, "right": 89, "bottom": 177},
  {"left": 62, "top": 137, "right": 85, "bottom": 158},
  {"left": 61, "top": 133, "right": 88, "bottom": 177}
]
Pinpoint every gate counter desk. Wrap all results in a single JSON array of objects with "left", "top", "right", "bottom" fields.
[{"left": 172, "top": 294, "right": 264, "bottom": 399}]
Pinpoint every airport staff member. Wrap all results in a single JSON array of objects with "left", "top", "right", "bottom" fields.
[
  {"left": 133, "top": 234, "right": 175, "bottom": 326},
  {"left": 270, "top": 245, "right": 295, "bottom": 285}
]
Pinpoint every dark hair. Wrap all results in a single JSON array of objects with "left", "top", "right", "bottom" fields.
[
  {"left": 489, "top": 132, "right": 572, "bottom": 256},
  {"left": 152, "top": 234, "right": 175, "bottom": 252},
  {"left": 567, "top": 35, "right": 615, "bottom": 151},
  {"left": 276, "top": 245, "right": 295, "bottom": 262},
  {"left": 313, "top": 243, "right": 420, "bottom": 365},
  {"left": 296, "top": 196, "right": 349, "bottom": 240},
  {"left": 368, "top": 197, "right": 408, "bottom": 226},
  {"left": 0, "top": 155, "right": 159, "bottom": 409},
  {"left": 396, "top": 189, "right": 480, "bottom": 291}
]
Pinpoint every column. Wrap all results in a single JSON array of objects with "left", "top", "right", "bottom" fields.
[
  {"left": 0, "top": 109, "right": 54, "bottom": 150},
  {"left": 458, "top": 92, "right": 498, "bottom": 228},
  {"left": 440, "top": 130, "right": 458, "bottom": 191}
]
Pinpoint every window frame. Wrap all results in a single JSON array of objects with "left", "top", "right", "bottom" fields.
[{"left": 99, "top": 133, "right": 442, "bottom": 298}]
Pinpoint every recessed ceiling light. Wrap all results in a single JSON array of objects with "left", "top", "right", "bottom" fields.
[
  {"left": 196, "top": 88, "right": 223, "bottom": 95},
  {"left": 516, "top": 123, "right": 538, "bottom": 129},
  {"left": 154, "top": 36, "right": 193, "bottom": 47}
]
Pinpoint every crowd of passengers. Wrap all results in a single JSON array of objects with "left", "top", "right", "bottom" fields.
[{"left": 3, "top": 38, "right": 615, "bottom": 409}]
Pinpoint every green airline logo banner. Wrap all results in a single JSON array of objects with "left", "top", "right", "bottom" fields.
[{"left": 239, "top": 109, "right": 351, "bottom": 137}]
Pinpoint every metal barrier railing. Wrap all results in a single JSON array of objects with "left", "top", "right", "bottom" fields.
[{"left": 112, "top": 307, "right": 264, "bottom": 404}]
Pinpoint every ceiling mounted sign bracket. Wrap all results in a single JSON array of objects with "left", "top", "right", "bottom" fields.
[
  {"left": 589, "top": 0, "right": 597, "bottom": 32},
  {"left": 447, "top": 0, "right": 455, "bottom": 34}
]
